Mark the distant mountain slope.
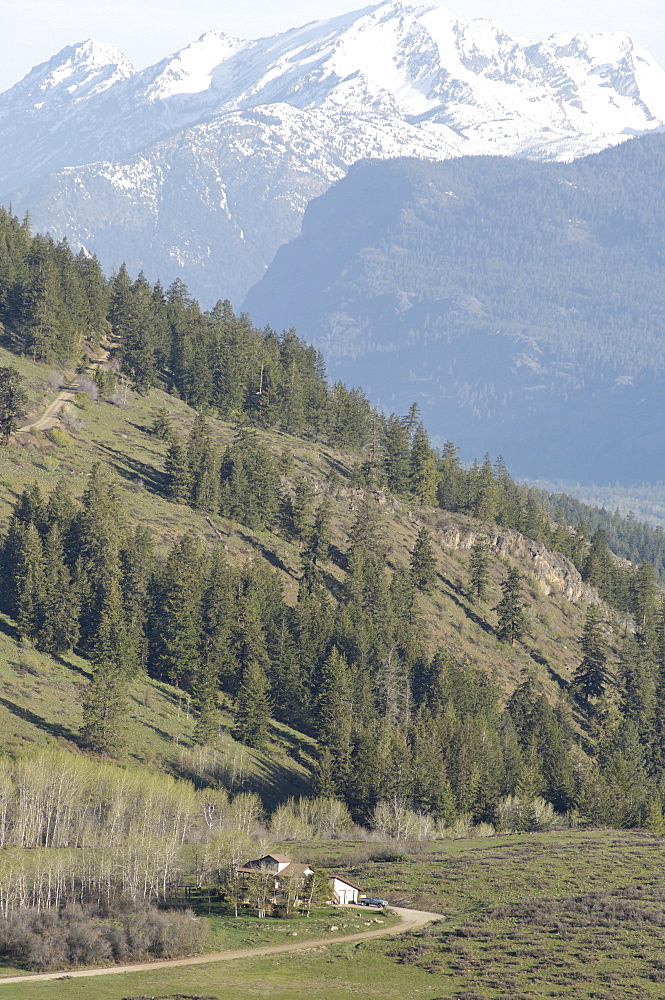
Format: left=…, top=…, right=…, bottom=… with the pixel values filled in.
left=3, top=1, right=665, bottom=303
left=244, top=132, right=665, bottom=482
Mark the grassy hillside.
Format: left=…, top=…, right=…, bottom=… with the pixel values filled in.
left=0, top=610, right=317, bottom=807
left=0, top=345, right=616, bottom=775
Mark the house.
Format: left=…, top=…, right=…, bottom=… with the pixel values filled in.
left=329, top=874, right=362, bottom=905
left=237, top=854, right=296, bottom=875
left=236, top=854, right=313, bottom=909
left=236, top=854, right=363, bottom=910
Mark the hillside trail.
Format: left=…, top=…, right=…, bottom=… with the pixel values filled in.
left=0, top=905, right=441, bottom=986
left=16, top=343, right=112, bottom=436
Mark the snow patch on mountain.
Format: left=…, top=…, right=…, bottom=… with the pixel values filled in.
left=3, top=0, right=665, bottom=303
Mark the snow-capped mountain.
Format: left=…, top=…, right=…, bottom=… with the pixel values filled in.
left=3, top=0, right=665, bottom=303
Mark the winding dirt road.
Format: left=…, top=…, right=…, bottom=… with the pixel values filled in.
left=0, top=905, right=440, bottom=986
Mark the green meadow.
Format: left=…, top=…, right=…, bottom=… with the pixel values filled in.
left=3, top=829, right=664, bottom=1000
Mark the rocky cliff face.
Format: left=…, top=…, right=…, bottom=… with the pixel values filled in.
left=431, top=514, right=598, bottom=604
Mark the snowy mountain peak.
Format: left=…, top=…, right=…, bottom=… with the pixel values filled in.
left=3, top=2, right=665, bottom=306
left=0, top=39, right=134, bottom=110
left=141, top=31, right=246, bottom=102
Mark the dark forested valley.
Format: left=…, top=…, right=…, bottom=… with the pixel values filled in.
left=244, top=132, right=665, bottom=482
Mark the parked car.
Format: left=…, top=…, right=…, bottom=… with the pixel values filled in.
left=358, top=896, right=389, bottom=907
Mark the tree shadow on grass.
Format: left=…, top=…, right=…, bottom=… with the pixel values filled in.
left=96, top=442, right=166, bottom=495
left=236, top=530, right=299, bottom=579
left=527, top=647, right=568, bottom=689
left=0, top=614, right=21, bottom=642
left=52, top=651, right=91, bottom=679
left=442, top=584, right=495, bottom=637
left=0, top=695, right=80, bottom=744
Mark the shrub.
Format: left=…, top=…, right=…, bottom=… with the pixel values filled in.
left=47, top=427, right=69, bottom=448
left=76, top=376, right=99, bottom=401
left=0, top=902, right=209, bottom=972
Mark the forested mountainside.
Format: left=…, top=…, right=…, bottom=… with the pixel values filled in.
left=245, top=133, right=665, bottom=483
left=3, top=1, right=665, bottom=304
left=0, top=205, right=665, bottom=838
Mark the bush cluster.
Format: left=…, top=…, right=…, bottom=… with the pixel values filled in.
left=0, top=901, right=209, bottom=971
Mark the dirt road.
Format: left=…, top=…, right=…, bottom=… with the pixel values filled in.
left=16, top=350, right=110, bottom=436
left=0, top=905, right=440, bottom=986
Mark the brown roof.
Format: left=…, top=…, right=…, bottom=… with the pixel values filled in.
left=330, top=874, right=362, bottom=890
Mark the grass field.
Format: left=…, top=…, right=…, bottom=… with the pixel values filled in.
left=3, top=830, right=664, bottom=1000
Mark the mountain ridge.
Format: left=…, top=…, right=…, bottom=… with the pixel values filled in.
left=244, top=133, right=665, bottom=482
left=3, top=0, right=665, bottom=304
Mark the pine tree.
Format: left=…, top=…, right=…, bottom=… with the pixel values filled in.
left=233, top=660, right=272, bottom=748
left=80, top=663, right=128, bottom=755
left=288, top=476, right=315, bottom=547
left=348, top=494, right=385, bottom=557
left=382, top=413, right=411, bottom=494
left=0, top=366, right=27, bottom=443
left=192, top=655, right=220, bottom=745
left=630, top=560, right=658, bottom=640
left=437, top=441, right=464, bottom=512
left=164, top=437, right=193, bottom=503
left=92, top=578, right=134, bottom=677
left=410, top=527, right=437, bottom=594
left=15, top=522, right=46, bottom=642
left=469, top=454, right=498, bottom=522
left=410, top=424, right=438, bottom=504
left=34, top=524, right=80, bottom=654
left=468, top=536, right=490, bottom=604
left=314, top=647, right=353, bottom=788
left=149, top=533, right=204, bottom=687
left=618, top=632, right=655, bottom=743
left=573, top=604, right=607, bottom=705
left=73, top=464, right=125, bottom=652
left=495, top=567, right=527, bottom=645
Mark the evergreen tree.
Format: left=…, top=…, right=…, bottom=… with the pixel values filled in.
left=382, top=413, right=411, bottom=494
left=72, top=464, right=124, bottom=651
left=630, top=560, right=658, bottom=640
left=469, top=454, right=498, bottom=522
left=0, top=367, right=27, bottom=443
left=573, top=604, right=607, bottom=705
left=410, top=423, right=438, bottom=504
left=618, top=632, right=655, bottom=743
left=468, top=536, right=490, bottom=604
left=347, top=494, right=385, bottom=558
left=15, top=522, right=46, bottom=642
left=149, top=533, right=204, bottom=687
left=495, top=567, right=527, bottom=645
left=164, top=437, right=193, bottom=503
left=287, top=476, right=315, bottom=548
left=314, top=647, right=353, bottom=784
left=233, top=659, right=272, bottom=748
left=192, top=655, right=220, bottom=745
left=34, top=524, right=80, bottom=654
left=80, top=663, right=127, bottom=755
left=410, top=527, right=437, bottom=594
left=437, top=441, right=464, bottom=512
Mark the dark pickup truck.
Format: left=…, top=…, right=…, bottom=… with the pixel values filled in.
left=358, top=896, right=389, bottom=907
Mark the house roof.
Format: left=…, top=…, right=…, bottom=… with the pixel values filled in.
left=240, top=854, right=292, bottom=869
left=330, top=874, right=362, bottom=890
left=278, top=863, right=312, bottom=876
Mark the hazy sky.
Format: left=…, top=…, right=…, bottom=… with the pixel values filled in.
left=1, top=0, right=662, bottom=93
